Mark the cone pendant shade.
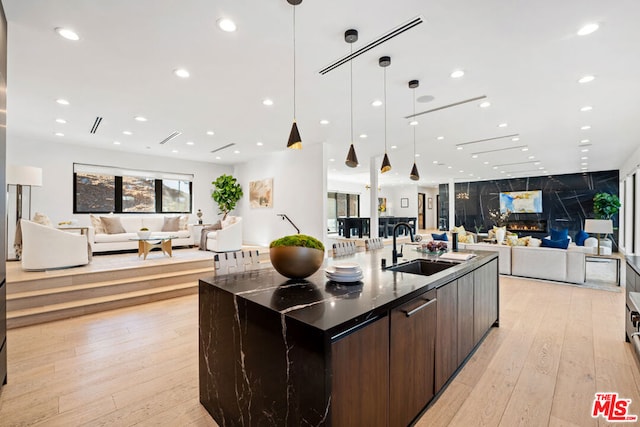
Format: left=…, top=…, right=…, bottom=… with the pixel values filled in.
left=287, top=121, right=302, bottom=150
left=410, top=162, right=420, bottom=181
left=381, top=152, right=392, bottom=173
left=345, top=143, right=359, bottom=167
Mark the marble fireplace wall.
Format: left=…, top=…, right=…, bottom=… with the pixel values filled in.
left=438, top=170, right=620, bottom=247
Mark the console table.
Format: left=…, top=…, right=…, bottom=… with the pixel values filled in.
left=337, top=217, right=370, bottom=238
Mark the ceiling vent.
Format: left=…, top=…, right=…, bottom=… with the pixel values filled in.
left=456, top=133, right=520, bottom=149
left=319, top=16, right=424, bottom=75
left=90, top=117, right=103, bottom=134
left=210, top=143, right=236, bottom=154
left=159, top=131, right=182, bottom=145
left=405, top=96, right=487, bottom=119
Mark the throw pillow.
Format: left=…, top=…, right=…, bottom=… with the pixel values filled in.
left=541, top=237, right=570, bottom=249
left=550, top=228, right=569, bottom=241
left=528, top=237, right=542, bottom=247
left=574, top=229, right=589, bottom=246
left=431, top=232, right=448, bottom=241
left=179, top=215, right=189, bottom=230
left=32, top=212, right=52, bottom=227
left=100, top=216, right=126, bottom=234
left=452, top=225, right=467, bottom=237
left=516, top=236, right=530, bottom=246
left=90, top=214, right=106, bottom=234
left=459, top=234, right=474, bottom=243
left=162, top=216, right=180, bottom=232
left=505, top=235, right=519, bottom=246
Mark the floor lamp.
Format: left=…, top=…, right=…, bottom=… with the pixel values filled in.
left=6, top=165, right=43, bottom=260
left=584, top=219, right=613, bottom=256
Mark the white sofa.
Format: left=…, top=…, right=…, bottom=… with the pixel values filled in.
left=205, top=217, right=243, bottom=252
left=21, top=219, right=90, bottom=270
left=88, top=214, right=193, bottom=253
left=458, top=242, right=512, bottom=275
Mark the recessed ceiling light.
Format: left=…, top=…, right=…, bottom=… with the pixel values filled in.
left=55, top=27, right=80, bottom=41
left=113, top=141, right=121, bottom=145
left=528, top=155, right=535, bottom=159
left=578, top=75, right=595, bottom=84
left=581, top=125, right=591, bottom=130
left=172, top=149, right=179, bottom=153
left=507, top=174, right=512, bottom=177
left=215, top=156, right=221, bottom=160
left=409, top=120, right=419, bottom=126
left=581, top=148, right=589, bottom=152
left=581, top=139, right=590, bottom=143
left=256, top=141, right=263, bottom=146
left=483, top=161, right=489, bottom=165
left=457, top=146, right=463, bottom=150
left=217, top=18, right=237, bottom=32
left=581, top=156, right=588, bottom=160
left=459, top=170, right=464, bottom=173
left=371, top=100, right=383, bottom=107
left=206, top=130, right=215, bottom=136
left=415, top=153, right=420, bottom=157
left=492, top=166, right=498, bottom=170
left=580, top=106, right=593, bottom=112
left=186, top=141, right=195, bottom=146
left=543, top=170, right=549, bottom=174
left=511, top=137, right=520, bottom=142
left=56, top=98, right=69, bottom=105
left=433, top=160, right=438, bottom=164
left=469, top=173, right=474, bottom=177
left=479, top=101, right=491, bottom=108
left=54, top=132, right=64, bottom=137
left=450, top=70, right=465, bottom=79
left=55, top=118, right=67, bottom=124
left=498, top=123, right=508, bottom=128
left=534, top=162, right=541, bottom=165
left=471, top=154, right=478, bottom=159
left=391, top=145, right=397, bottom=149
left=577, top=23, right=599, bottom=36
left=437, top=136, right=445, bottom=140
left=234, top=150, right=240, bottom=154
left=581, top=167, right=588, bottom=170
left=447, top=166, right=452, bottom=169
left=359, top=134, right=367, bottom=139
left=123, top=130, right=132, bottom=135
left=500, top=171, right=506, bottom=174
left=174, top=68, right=190, bottom=78
left=521, top=147, right=529, bottom=151
left=319, top=119, right=330, bottom=125
left=329, top=158, right=335, bottom=162
left=134, top=116, right=147, bottom=122
left=581, top=162, right=588, bottom=166
left=262, top=99, right=274, bottom=106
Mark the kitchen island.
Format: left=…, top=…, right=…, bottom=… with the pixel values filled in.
left=199, top=248, right=499, bottom=426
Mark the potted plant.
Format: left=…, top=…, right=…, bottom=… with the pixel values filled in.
left=211, top=174, right=243, bottom=220
left=137, top=227, right=151, bottom=239
left=269, top=234, right=325, bottom=279
left=593, top=192, right=621, bottom=220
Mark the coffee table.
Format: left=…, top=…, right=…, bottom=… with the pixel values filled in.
left=129, top=236, right=177, bottom=260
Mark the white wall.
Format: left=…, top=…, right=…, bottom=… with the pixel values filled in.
left=234, top=143, right=326, bottom=247
left=327, top=178, right=370, bottom=216
left=419, top=186, right=439, bottom=229
left=379, top=184, right=418, bottom=219
left=7, top=137, right=233, bottom=226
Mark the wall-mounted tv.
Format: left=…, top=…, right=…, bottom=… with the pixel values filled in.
left=499, top=190, right=542, bottom=213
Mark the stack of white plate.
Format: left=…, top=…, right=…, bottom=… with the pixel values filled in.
left=325, top=263, right=363, bottom=283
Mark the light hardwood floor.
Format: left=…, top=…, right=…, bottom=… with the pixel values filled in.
left=0, top=275, right=637, bottom=426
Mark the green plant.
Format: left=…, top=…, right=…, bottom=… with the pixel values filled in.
left=593, top=192, right=620, bottom=220
left=139, top=227, right=149, bottom=231
left=269, top=234, right=325, bottom=251
left=211, top=174, right=243, bottom=220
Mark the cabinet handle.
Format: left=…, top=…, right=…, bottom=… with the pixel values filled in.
left=403, top=298, right=437, bottom=317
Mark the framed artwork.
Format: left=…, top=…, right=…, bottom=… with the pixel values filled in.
left=428, top=197, right=433, bottom=210
left=401, top=197, right=409, bottom=208
left=249, top=178, right=273, bottom=208
left=378, top=197, right=387, bottom=213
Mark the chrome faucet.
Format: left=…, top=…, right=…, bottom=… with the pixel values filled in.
left=392, top=222, right=415, bottom=265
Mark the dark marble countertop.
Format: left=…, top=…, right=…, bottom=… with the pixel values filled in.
left=200, top=247, right=497, bottom=337
left=626, top=256, right=640, bottom=276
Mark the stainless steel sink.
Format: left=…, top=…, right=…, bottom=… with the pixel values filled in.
left=387, top=259, right=458, bottom=276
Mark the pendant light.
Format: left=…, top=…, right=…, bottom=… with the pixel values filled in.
left=345, top=29, right=359, bottom=168
left=286, top=0, right=302, bottom=149
left=409, top=79, right=420, bottom=181
left=379, top=56, right=392, bottom=173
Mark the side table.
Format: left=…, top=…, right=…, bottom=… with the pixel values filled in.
left=585, top=254, right=621, bottom=286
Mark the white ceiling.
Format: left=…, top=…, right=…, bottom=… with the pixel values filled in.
left=3, top=0, right=639, bottom=187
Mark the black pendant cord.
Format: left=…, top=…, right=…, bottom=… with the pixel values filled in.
left=293, top=6, right=296, bottom=120
left=413, top=86, right=416, bottom=156
left=384, top=66, right=387, bottom=153
left=350, top=44, right=354, bottom=144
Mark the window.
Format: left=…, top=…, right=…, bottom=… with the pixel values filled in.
left=327, top=192, right=360, bottom=233
left=74, top=163, right=193, bottom=214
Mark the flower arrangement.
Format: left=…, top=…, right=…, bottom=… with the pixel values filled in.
left=488, top=208, right=511, bottom=227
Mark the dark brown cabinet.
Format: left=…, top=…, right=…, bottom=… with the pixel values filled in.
left=332, top=316, right=389, bottom=427
left=473, top=261, right=499, bottom=345
left=457, top=274, right=475, bottom=365
left=435, top=281, right=457, bottom=393
left=390, top=289, right=437, bottom=427
left=626, top=261, right=638, bottom=342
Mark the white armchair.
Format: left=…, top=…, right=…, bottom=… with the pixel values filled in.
left=206, top=217, right=243, bottom=252
left=20, top=220, right=90, bottom=271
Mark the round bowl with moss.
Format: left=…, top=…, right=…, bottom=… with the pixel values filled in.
left=269, top=234, right=325, bottom=279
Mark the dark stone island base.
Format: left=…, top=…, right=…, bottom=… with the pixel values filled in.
left=199, top=249, right=499, bottom=426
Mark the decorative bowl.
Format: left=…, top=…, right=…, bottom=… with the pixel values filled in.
left=269, top=246, right=324, bottom=279
left=137, top=231, right=151, bottom=239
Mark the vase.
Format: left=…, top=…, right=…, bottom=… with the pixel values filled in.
left=495, top=228, right=506, bottom=244
left=269, top=246, right=324, bottom=279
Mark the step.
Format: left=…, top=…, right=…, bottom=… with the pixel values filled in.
left=7, top=282, right=198, bottom=329
left=6, top=267, right=214, bottom=311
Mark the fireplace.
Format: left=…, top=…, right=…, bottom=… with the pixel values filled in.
left=507, top=219, right=547, bottom=233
